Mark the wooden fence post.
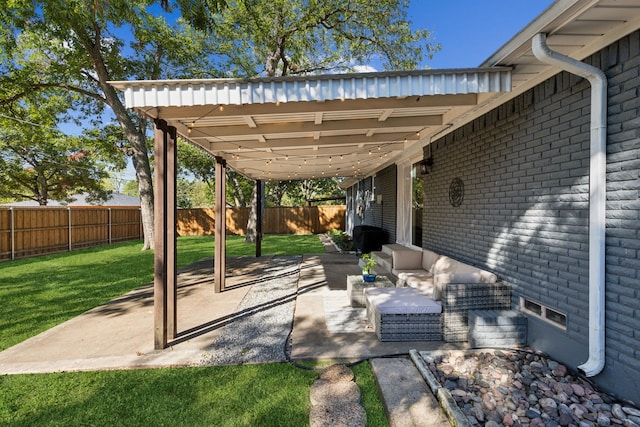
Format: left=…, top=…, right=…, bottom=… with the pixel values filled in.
left=68, top=208, right=72, bottom=252
left=10, top=207, right=15, bottom=261
left=108, top=208, right=112, bottom=245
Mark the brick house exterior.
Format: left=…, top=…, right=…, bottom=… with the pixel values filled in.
left=345, top=30, right=640, bottom=402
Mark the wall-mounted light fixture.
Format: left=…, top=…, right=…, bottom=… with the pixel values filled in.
left=420, top=143, right=434, bottom=175
left=419, top=157, right=433, bottom=175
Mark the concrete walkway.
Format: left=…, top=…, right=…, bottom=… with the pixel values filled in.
left=0, top=249, right=462, bottom=426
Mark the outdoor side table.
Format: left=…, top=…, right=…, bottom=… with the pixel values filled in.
left=347, top=275, right=395, bottom=307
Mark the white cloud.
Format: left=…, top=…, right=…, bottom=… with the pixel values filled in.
left=352, top=64, right=378, bottom=73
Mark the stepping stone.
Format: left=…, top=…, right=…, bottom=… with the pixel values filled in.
left=370, top=357, right=450, bottom=427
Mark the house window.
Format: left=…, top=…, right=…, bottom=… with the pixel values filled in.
left=411, top=162, right=423, bottom=247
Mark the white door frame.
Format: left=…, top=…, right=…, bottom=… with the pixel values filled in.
left=396, top=157, right=423, bottom=249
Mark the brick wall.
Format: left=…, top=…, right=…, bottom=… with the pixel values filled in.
left=424, top=31, right=640, bottom=402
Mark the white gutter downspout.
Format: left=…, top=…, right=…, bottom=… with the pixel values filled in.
left=532, top=33, right=606, bottom=377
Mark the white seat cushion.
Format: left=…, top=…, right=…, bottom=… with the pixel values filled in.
left=392, top=249, right=423, bottom=270
left=394, top=271, right=435, bottom=298
left=432, top=256, right=457, bottom=275
left=421, top=250, right=440, bottom=271
left=364, top=287, right=442, bottom=314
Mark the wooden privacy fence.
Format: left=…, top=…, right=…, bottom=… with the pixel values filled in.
left=176, top=205, right=346, bottom=236
left=0, top=207, right=143, bottom=261
left=0, top=205, right=345, bottom=261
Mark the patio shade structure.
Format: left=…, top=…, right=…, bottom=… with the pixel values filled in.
left=109, top=68, right=512, bottom=349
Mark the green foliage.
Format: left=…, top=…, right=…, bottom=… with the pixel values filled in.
left=0, top=96, right=122, bottom=205
left=178, top=140, right=216, bottom=185
left=326, top=229, right=355, bottom=252
left=198, top=0, right=439, bottom=77
left=0, top=0, right=228, bottom=247
left=121, top=179, right=139, bottom=197
left=360, top=253, right=377, bottom=273
left=284, top=178, right=345, bottom=206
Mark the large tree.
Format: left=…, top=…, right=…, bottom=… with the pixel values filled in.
left=0, top=0, right=220, bottom=249
left=189, top=0, right=439, bottom=77
left=178, top=139, right=255, bottom=208
left=1, top=0, right=438, bottom=245
left=193, top=0, right=439, bottom=241
left=0, top=95, right=124, bottom=205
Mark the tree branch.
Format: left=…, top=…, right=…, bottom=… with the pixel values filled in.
left=0, top=82, right=106, bottom=106
left=80, top=70, right=100, bottom=85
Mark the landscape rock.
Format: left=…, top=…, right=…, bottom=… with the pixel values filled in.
left=424, top=348, right=640, bottom=427
left=624, top=407, right=640, bottom=417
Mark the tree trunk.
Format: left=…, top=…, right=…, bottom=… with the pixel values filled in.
left=75, top=24, right=155, bottom=250
left=128, top=142, right=155, bottom=250
left=228, top=173, right=247, bottom=207
left=105, top=93, right=155, bottom=250
left=37, top=172, right=48, bottom=206
left=244, top=182, right=257, bottom=243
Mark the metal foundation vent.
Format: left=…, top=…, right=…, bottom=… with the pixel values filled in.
left=520, top=297, right=567, bottom=329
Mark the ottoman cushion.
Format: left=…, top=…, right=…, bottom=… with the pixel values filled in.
left=363, top=287, right=442, bottom=314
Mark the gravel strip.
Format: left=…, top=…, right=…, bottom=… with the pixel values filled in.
left=200, top=255, right=301, bottom=366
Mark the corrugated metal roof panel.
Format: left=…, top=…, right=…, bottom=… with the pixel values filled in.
left=113, top=69, right=512, bottom=109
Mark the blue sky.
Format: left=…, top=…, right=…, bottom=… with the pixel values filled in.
left=408, top=1, right=555, bottom=69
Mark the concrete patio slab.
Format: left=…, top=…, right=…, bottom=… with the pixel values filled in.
left=0, top=257, right=254, bottom=373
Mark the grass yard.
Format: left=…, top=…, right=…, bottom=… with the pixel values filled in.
left=0, top=361, right=386, bottom=427
left=0, top=364, right=317, bottom=426
left=0, top=234, right=389, bottom=426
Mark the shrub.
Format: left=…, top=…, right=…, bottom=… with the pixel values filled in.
left=326, top=229, right=355, bottom=252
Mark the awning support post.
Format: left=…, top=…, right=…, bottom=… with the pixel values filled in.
left=256, top=179, right=263, bottom=257
left=153, top=119, right=178, bottom=349
left=214, top=156, right=227, bottom=293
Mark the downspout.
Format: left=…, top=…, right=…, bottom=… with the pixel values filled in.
left=532, top=33, right=606, bottom=377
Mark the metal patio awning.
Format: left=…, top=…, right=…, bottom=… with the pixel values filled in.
left=109, top=68, right=511, bottom=183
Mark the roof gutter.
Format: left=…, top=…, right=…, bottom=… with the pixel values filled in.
left=531, top=33, right=607, bottom=377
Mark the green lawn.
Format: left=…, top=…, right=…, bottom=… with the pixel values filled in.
left=0, top=364, right=317, bottom=426
left=0, top=234, right=389, bottom=427
left=0, top=361, right=386, bottom=427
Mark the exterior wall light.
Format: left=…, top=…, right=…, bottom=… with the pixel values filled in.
left=419, top=157, right=433, bottom=175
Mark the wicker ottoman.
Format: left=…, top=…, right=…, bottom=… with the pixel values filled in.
left=364, top=287, right=442, bottom=341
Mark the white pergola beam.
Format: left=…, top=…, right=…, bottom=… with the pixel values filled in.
left=203, top=132, right=419, bottom=152
left=188, top=115, right=442, bottom=138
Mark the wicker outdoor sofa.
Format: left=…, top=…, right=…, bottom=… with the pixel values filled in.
left=364, top=245, right=512, bottom=342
